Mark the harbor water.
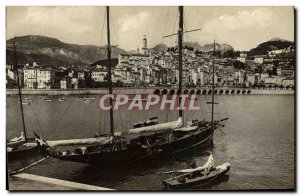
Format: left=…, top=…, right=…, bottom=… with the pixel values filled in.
left=6, top=94, right=294, bottom=190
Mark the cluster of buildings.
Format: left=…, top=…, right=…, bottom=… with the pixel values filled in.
left=6, top=36, right=295, bottom=90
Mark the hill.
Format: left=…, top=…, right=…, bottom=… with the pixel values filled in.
left=6, top=35, right=128, bottom=67
left=248, top=37, right=294, bottom=56
left=151, top=44, right=168, bottom=53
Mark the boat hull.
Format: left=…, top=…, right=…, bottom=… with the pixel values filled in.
left=7, top=145, right=39, bottom=161
left=56, top=126, right=215, bottom=166
left=7, top=138, right=39, bottom=161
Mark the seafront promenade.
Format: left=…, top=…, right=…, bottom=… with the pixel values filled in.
left=6, top=87, right=294, bottom=96
left=8, top=173, right=114, bottom=191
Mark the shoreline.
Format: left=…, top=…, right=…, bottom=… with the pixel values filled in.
left=6, top=88, right=294, bottom=95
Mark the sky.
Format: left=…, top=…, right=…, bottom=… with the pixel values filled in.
left=6, top=6, right=294, bottom=51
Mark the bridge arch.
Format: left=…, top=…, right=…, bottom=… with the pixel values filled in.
left=208, top=90, right=212, bottom=94
left=162, top=89, right=168, bottom=95
left=242, top=90, right=246, bottom=94
left=169, top=89, right=175, bottom=95
left=236, top=90, right=241, bottom=94
left=247, top=90, right=251, bottom=94
left=196, top=89, right=201, bottom=95
left=183, top=89, right=189, bottom=94
left=189, top=89, right=195, bottom=94
left=154, top=89, right=160, bottom=95
left=230, top=90, right=235, bottom=94
left=219, top=90, right=224, bottom=94
left=225, top=90, right=230, bottom=94
left=202, top=89, right=207, bottom=95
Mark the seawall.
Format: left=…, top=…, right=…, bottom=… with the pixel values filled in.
left=6, top=88, right=294, bottom=96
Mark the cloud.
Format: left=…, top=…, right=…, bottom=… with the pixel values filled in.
left=7, top=7, right=104, bottom=45
left=118, top=11, right=151, bottom=32
left=206, top=8, right=273, bottom=31
left=115, top=11, right=152, bottom=50
left=196, top=8, right=292, bottom=50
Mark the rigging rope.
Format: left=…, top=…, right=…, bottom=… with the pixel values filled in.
left=163, top=7, right=170, bottom=34
left=100, top=8, right=106, bottom=47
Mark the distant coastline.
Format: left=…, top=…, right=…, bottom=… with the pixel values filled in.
left=6, top=88, right=294, bottom=96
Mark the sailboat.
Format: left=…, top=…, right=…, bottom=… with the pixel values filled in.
left=7, top=40, right=38, bottom=159
left=33, top=6, right=228, bottom=166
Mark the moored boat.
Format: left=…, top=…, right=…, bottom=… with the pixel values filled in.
left=19, top=101, right=30, bottom=105
left=43, top=98, right=52, bottom=102
left=162, top=162, right=230, bottom=189
left=83, top=99, right=93, bottom=104
left=24, top=97, right=33, bottom=102
left=58, top=98, right=65, bottom=102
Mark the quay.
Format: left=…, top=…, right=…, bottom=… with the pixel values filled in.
left=8, top=173, right=114, bottom=191
left=6, top=88, right=294, bottom=96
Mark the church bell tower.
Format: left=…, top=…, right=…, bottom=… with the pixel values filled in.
left=142, top=35, right=149, bottom=55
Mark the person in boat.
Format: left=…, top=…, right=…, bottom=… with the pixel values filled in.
left=190, top=152, right=214, bottom=178
left=204, top=152, right=214, bottom=174
left=189, top=161, right=201, bottom=178
left=189, top=161, right=197, bottom=169
left=81, top=147, right=87, bottom=155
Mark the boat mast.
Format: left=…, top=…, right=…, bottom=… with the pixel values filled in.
left=13, top=39, right=27, bottom=141
left=178, top=6, right=183, bottom=118
left=211, top=39, right=215, bottom=125
left=106, top=6, right=114, bottom=136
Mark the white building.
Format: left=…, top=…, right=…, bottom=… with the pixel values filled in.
left=78, top=71, right=85, bottom=79
left=7, top=65, right=15, bottom=80
left=254, top=57, right=264, bottom=64
left=260, top=73, right=269, bottom=81
left=71, top=78, right=78, bottom=89
left=282, top=78, right=294, bottom=87
left=36, top=68, right=55, bottom=89
left=263, top=76, right=284, bottom=85
left=91, top=68, right=107, bottom=82
left=235, top=70, right=245, bottom=84
left=237, top=57, right=246, bottom=63
left=61, top=80, right=67, bottom=89
left=23, top=68, right=37, bottom=89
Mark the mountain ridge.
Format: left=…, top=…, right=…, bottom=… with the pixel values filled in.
left=6, top=35, right=128, bottom=67
left=7, top=35, right=294, bottom=67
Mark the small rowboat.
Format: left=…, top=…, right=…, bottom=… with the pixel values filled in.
left=162, top=162, right=230, bottom=189
left=19, top=101, right=30, bottom=105
left=43, top=98, right=52, bottom=102
left=24, top=98, right=33, bottom=102
left=83, top=99, right=93, bottom=104
left=58, top=98, right=65, bottom=102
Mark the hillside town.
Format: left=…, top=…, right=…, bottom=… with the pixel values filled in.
left=6, top=35, right=295, bottom=90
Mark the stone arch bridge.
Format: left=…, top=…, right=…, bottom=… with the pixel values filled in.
left=152, top=88, right=251, bottom=95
